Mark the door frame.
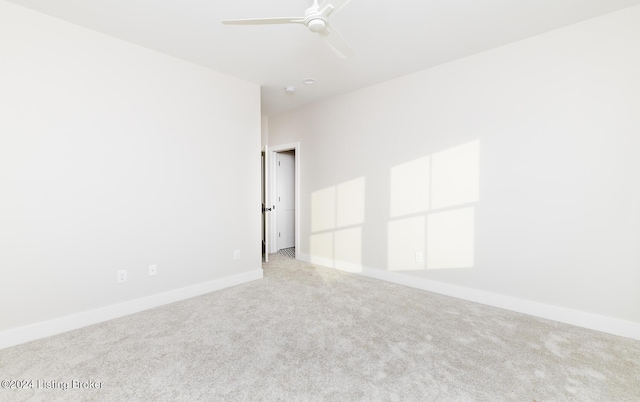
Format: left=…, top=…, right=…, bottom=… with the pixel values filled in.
left=261, top=145, right=269, bottom=262
left=268, top=142, right=300, bottom=257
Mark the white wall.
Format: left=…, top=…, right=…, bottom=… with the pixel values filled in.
left=261, top=115, right=269, bottom=148
left=269, top=5, right=640, bottom=334
left=0, top=1, right=261, bottom=340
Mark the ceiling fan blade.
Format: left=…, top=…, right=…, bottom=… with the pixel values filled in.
left=319, top=25, right=354, bottom=58
left=319, top=0, right=352, bottom=14
left=222, top=17, right=304, bottom=25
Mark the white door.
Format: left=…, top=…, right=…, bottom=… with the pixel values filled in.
left=276, top=151, right=295, bottom=250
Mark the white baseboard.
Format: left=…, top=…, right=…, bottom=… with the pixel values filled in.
left=0, top=269, right=263, bottom=350
left=297, top=253, right=640, bottom=340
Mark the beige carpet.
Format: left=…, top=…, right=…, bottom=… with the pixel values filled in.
left=1, top=254, right=639, bottom=401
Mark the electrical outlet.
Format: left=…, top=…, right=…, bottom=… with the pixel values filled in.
left=415, top=252, right=424, bottom=263
left=117, top=269, right=128, bottom=283
left=148, top=264, right=157, bottom=276
left=233, top=250, right=240, bottom=260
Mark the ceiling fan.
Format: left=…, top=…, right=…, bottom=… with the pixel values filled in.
left=222, top=0, right=354, bottom=58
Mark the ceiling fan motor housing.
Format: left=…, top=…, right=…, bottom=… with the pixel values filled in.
left=307, top=18, right=327, bottom=32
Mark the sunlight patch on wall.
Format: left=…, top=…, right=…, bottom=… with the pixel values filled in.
left=310, top=232, right=334, bottom=267
left=387, top=140, right=480, bottom=271
left=310, top=177, right=366, bottom=272
left=337, top=178, right=366, bottom=227
left=390, top=156, right=430, bottom=217
left=311, top=187, right=336, bottom=232
left=388, top=216, right=425, bottom=271
left=334, top=227, right=362, bottom=272
left=426, top=207, right=475, bottom=270
left=431, top=141, right=480, bottom=210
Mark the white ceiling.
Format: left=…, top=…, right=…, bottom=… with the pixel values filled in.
left=7, top=0, right=640, bottom=116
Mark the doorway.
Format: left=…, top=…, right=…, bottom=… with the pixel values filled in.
left=261, top=148, right=268, bottom=262
left=264, top=142, right=300, bottom=260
